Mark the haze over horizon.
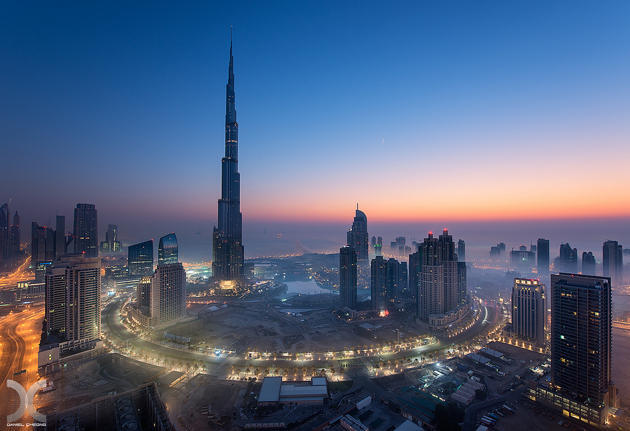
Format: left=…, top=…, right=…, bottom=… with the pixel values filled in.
left=3, top=1, right=630, bottom=258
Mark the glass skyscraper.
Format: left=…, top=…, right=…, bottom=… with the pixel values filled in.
left=550, top=273, right=611, bottom=405
left=158, top=233, right=178, bottom=265
left=347, top=206, right=368, bottom=262
left=73, top=203, right=98, bottom=257
left=128, top=240, right=154, bottom=276
left=339, top=246, right=357, bottom=309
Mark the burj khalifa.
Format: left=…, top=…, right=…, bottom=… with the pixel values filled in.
left=212, top=37, right=244, bottom=281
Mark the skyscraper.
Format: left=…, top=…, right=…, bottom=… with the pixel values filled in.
left=44, top=255, right=101, bottom=344
left=438, top=229, right=459, bottom=312
left=31, top=222, right=56, bottom=265
left=390, top=237, right=406, bottom=257
left=339, top=246, right=357, bottom=309
left=370, top=255, right=387, bottom=311
left=582, top=251, right=596, bottom=275
left=9, top=211, right=20, bottom=259
left=374, top=236, right=383, bottom=257
left=55, top=215, right=66, bottom=258
left=150, top=263, right=186, bottom=324
left=385, top=258, right=406, bottom=308
left=398, top=260, right=408, bottom=300
left=510, top=245, right=536, bottom=273
left=602, top=240, right=623, bottom=286
left=548, top=273, right=611, bottom=418
left=457, top=239, right=465, bottom=262
left=136, top=276, right=152, bottom=315
left=457, top=261, right=467, bottom=306
left=417, top=230, right=463, bottom=322
left=128, top=240, right=154, bottom=277
left=418, top=232, right=442, bottom=321
left=537, top=238, right=549, bottom=275
left=0, top=203, right=9, bottom=266
left=511, top=278, right=545, bottom=346
left=408, top=246, right=422, bottom=304
left=100, top=224, right=121, bottom=253
left=555, top=243, right=578, bottom=273
left=347, top=206, right=369, bottom=262
left=212, top=37, right=244, bottom=281
left=73, top=203, right=98, bottom=257
left=158, top=233, right=178, bottom=266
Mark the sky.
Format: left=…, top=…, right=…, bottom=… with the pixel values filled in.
left=2, top=1, right=630, bottom=259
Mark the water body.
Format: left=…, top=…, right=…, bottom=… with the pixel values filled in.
left=284, top=280, right=332, bottom=295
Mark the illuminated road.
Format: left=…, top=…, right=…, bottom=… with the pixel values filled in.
left=0, top=256, right=33, bottom=289
left=0, top=306, right=44, bottom=423
left=103, top=298, right=502, bottom=381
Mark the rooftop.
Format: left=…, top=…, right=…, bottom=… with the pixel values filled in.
left=258, top=376, right=329, bottom=404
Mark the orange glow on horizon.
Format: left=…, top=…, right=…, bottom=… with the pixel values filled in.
left=239, top=205, right=630, bottom=224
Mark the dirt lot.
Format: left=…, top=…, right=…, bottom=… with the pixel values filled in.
left=166, top=299, right=428, bottom=354
left=38, top=353, right=168, bottom=415
left=162, top=373, right=253, bottom=430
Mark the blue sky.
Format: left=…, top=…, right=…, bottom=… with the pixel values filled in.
left=2, top=1, right=630, bottom=255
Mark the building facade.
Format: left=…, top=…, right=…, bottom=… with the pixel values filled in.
left=511, top=278, right=545, bottom=346
left=339, top=246, right=357, bottom=309
left=550, top=273, right=611, bottom=406
left=602, top=240, right=623, bottom=286
left=531, top=273, right=614, bottom=425
left=417, top=230, right=465, bottom=324
left=128, top=240, right=154, bottom=277
left=537, top=238, right=550, bottom=275
left=347, top=206, right=369, bottom=262
left=212, top=39, right=244, bottom=281
left=408, top=246, right=422, bottom=305
left=44, top=255, right=101, bottom=344
left=457, top=261, right=467, bottom=306
left=9, top=211, right=20, bottom=261
left=31, top=222, right=56, bottom=265
left=370, top=256, right=387, bottom=311
left=510, top=245, right=536, bottom=273
left=457, top=239, right=465, bottom=262
left=100, top=224, right=121, bottom=253
left=150, top=263, right=186, bottom=324
left=581, top=251, right=596, bottom=275
left=0, top=203, right=9, bottom=267
left=55, top=215, right=66, bottom=257
left=158, top=233, right=178, bottom=265
left=136, top=276, right=152, bottom=315
left=73, top=203, right=98, bottom=257
left=385, top=258, right=407, bottom=309
left=556, top=243, right=578, bottom=273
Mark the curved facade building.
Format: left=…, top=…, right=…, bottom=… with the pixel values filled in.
left=346, top=206, right=368, bottom=262
left=158, top=233, right=178, bottom=265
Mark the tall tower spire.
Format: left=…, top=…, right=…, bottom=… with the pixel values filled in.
left=228, top=26, right=234, bottom=88
left=213, top=33, right=244, bottom=282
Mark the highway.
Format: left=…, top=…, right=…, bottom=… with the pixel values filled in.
left=0, top=305, right=44, bottom=423
left=0, top=256, right=33, bottom=289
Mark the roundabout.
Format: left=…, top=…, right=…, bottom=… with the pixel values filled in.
left=101, top=294, right=503, bottom=382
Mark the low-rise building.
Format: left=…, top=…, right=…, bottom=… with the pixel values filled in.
left=257, top=376, right=328, bottom=406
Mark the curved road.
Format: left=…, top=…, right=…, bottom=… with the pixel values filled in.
left=0, top=306, right=44, bottom=422
left=102, top=299, right=501, bottom=379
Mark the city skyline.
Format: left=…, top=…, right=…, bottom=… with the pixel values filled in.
left=1, top=3, right=630, bottom=428
left=3, top=2, right=630, bottom=230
